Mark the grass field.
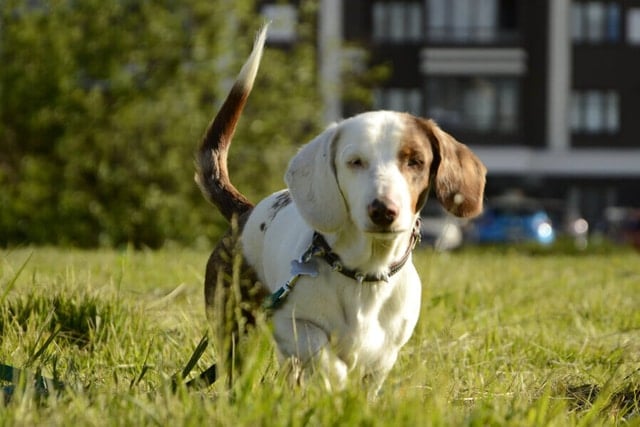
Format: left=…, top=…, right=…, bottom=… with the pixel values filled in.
left=1, top=245, right=639, bottom=426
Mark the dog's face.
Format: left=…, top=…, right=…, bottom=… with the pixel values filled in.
left=333, top=112, right=432, bottom=236
left=286, top=111, right=486, bottom=235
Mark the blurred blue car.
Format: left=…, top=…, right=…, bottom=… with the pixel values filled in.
left=469, top=199, right=555, bottom=245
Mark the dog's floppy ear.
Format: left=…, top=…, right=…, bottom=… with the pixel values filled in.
left=426, top=120, right=487, bottom=218
left=285, top=124, right=348, bottom=233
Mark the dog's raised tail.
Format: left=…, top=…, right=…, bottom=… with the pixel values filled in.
left=195, top=25, right=268, bottom=222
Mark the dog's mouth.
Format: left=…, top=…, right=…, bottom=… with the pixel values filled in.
left=364, top=227, right=406, bottom=238
left=363, top=217, right=419, bottom=240
left=360, top=214, right=416, bottom=238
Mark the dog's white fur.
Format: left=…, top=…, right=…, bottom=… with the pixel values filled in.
left=243, top=113, right=424, bottom=392
left=197, top=27, right=486, bottom=395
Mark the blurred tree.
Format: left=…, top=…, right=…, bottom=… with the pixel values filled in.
left=0, top=0, right=323, bottom=247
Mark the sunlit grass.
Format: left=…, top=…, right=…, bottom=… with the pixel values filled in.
left=1, top=246, right=639, bottom=425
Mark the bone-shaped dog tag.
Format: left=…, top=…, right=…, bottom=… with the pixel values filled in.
left=290, top=258, right=319, bottom=277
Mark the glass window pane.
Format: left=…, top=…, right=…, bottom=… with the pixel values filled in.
left=387, top=89, right=406, bottom=112
left=627, top=8, right=640, bottom=44
left=389, top=4, right=405, bottom=42
left=373, top=2, right=387, bottom=41
left=427, top=0, right=448, bottom=41
left=570, top=92, right=584, bottom=132
left=407, top=3, right=423, bottom=41
left=606, top=4, right=621, bottom=42
left=373, top=88, right=385, bottom=110
left=452, top=0, right=473, bottom=42
left=498, top=79, right=518, bottom=132
left=572, top=90, right=619, bottom=134
left=427, top=79, right=461, bottom=128
left=605, top=91, right=620, bottom=133
left=464, top=78, right=496, bottom=131
left=407, top=89, right=423, bottom=115
left=476, top=0, right=497, bottom=41
left=585, top=2, right=605, bottom=43
left=571, top=3, right=585, bottom=42
left=584, top=91, right=604, bottom=133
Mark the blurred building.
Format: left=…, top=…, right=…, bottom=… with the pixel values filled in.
left=261, top=0, right=640, bottom=225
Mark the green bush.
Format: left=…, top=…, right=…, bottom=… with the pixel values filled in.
left=0, top=0, right=323, bottom=247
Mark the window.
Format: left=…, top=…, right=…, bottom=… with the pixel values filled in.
left=628, top=8, right=640, bottom=44
left=373, top=87, right=423, bottom=115
left=570, top=90, right=619, bottom=134
left=571, top=2, right=621, bottom=44
left=372, top=1, right=423, bottom=43
left=425, top=0, right=519, bottom=44
left=425, top=77, right=519, bottom=133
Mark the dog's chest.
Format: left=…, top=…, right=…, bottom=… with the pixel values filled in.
left=340, top=307, right=392, bottom=368
left=327, top=280, right=412, bottom=368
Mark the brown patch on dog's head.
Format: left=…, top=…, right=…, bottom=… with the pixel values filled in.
left=398, top=116, right=435, bottom=213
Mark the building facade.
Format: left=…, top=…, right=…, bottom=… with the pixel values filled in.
left=264, top=0, right=640, bottom=226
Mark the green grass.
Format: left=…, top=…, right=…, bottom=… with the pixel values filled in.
left=1, top=246, right=639, bottom=426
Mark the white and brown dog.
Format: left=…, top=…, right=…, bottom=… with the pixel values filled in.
left=196, top=27, right=486, bottom=395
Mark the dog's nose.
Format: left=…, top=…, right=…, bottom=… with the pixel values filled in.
left=368, top=198, right=398, bottom=227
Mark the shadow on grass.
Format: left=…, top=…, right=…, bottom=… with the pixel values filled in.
left=0, top=292, right=118, bottom=349
left=563, top=377, right=640, bottom=421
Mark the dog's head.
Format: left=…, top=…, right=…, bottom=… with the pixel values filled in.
left=285, top=111, right=486, bottom=235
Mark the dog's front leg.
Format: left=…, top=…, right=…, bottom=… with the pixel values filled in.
left=274, top=317, right=348, bottom=391
left=362, top=368, right=392, bottom=401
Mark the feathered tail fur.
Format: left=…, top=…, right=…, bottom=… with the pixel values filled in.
left=195, top=25, right=268, bottom=221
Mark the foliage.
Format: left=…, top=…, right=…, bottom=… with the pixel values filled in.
left=1, top=247, right=639, bottom=425
left=0, top=0, right=323, bottom=247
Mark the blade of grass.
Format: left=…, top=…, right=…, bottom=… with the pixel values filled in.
left=130, top=339, right=154, bottom=389
left=170, top=334, right=211, bottom=391
left=1, top=252, right=33, bottom=305
left=180, top=335, right=209, bottom=380
left=28, top=325, right=62, bottom=366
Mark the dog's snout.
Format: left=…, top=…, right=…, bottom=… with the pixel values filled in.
left=368, top=198, right=398, bottom=227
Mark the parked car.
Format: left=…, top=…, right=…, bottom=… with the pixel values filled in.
left=419, top=203, right=464, bottom=251
left=468, top=198, right=556, bottom=245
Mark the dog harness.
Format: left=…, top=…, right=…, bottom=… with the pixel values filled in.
left=263, top=218, right=422, bottom=311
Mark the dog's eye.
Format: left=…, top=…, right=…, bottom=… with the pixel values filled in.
left=347, top=158, right=365, bottom=169
left=407, top=156, right=424, bottom=169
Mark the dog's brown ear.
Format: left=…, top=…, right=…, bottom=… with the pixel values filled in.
left=426, top=120, right=486, bottom=218
left=285, top=123, right=348, bottom=233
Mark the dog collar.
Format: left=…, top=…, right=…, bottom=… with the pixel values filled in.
left=263, top=219, right=422, bottom=312
left=312, top=218, right=422, bottom=284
